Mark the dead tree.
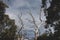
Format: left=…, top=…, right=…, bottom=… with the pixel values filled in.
left=18, top=13, right=24, bottom=40
left=27, top=10, right=40, bottom=40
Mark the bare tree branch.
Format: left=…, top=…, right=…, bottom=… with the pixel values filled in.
left=27, top=10, right=39, bottom=40
left=17, top=12, right=24, bottom=40
left=39, top=7, right=42, bottom=22
left=18, top=12, right=24, bottom=34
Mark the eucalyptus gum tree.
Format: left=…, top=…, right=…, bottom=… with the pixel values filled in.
left=0, top=1, right=17, bottom=40
left=37, top=0, right=60, bottom=40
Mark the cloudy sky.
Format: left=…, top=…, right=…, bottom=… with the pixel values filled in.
left=3, top=0, right=44, bottom=28
left=2, top=0, right=53, bottom=38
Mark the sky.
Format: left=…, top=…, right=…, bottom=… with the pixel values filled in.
left=3, top=0, right=46, bottom=27
left=2, top=0, right=53, bottom=38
